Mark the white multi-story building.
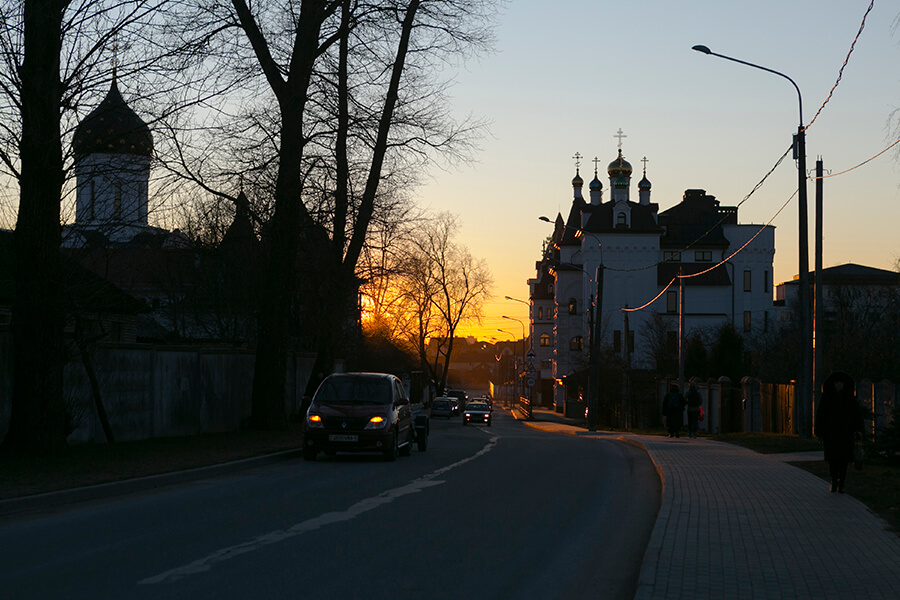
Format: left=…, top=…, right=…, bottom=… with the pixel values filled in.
left=529, top=142, right=775, bottom=409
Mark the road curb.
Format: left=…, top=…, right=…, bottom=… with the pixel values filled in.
left=0, top=448, right=304, bottom=518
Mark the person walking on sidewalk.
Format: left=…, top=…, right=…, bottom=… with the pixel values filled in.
left=663, top=385, right=685, bottom=438
left=815, top=371, right=864, bottom=493
left=685, top=383, right=702, bottom=438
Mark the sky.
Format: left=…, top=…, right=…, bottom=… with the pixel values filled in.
left=426, top=0, right=900, bottom=341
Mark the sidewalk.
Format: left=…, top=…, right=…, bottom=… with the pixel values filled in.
left=518, top=407, right=900, bottom=600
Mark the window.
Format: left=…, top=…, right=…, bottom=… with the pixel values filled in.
left=695, top=250, right=712, bottom=261
left=664, top=251, right=681, bottom=262
left=614, top=330, right=621, bottom=352
left=538, top=306, right=544, bottom=320
left=667, top=290, right=678, bottom=313
left=764, top=270, right=770, bottom=293
left=568, top=298, right=577, bottom=315
left=743, top=270, right=752, bottom=292
left=743, top=311, right=751, bottom=332
left=616, top=212, right=627, bottom=226
left=570, top=336, right=584, bottom=351
left=540, top=333, right=551, bottom=347
left=548, top=284, right=554, bottom=294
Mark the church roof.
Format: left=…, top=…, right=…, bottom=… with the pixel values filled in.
left=73, top=78, right=153, bottom=159
left=659, top=189, right=733, bottom=248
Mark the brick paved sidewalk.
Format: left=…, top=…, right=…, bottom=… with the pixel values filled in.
left=630, top=436, right=900, bottom=600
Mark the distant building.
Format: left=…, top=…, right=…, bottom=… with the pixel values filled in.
left=529, top=138, right=776, bottom=409
left=775, top=263, right=900, bottom=323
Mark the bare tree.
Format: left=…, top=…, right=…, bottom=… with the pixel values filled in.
left=380, top=212, right=492, bottom=393
left=0, top=0, right=177, bottom=454
left=153, top=0, right=497, bottom=428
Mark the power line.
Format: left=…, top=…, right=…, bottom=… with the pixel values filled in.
left=805, top=0, right=875, bottom=131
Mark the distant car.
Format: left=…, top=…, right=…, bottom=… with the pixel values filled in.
left=479, top=395, right=493, bottom=410
left=446, top=389, right=468, bottom=407
left=448, top=398, right=460, bottom=416
left=431, top=397, right=454, bottom=419
left=463, top=401, right=492, bottom=426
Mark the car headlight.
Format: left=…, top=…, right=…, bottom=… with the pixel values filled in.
left=307, top=414, right=324, bottom=429
left=365, top=415, right=388, bottom=430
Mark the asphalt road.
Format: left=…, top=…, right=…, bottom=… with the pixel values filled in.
left=0, top=410, right=660, bottom=599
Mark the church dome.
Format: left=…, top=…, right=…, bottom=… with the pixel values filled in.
left=638, top=174, right=651, bottom=190
left=572, top=170, right=584, bottom=187
left=589, top=174, right=603, bottom=190
left=607, top=149, right=632, bottom=178
left=73, top=78, right=153, bottom=159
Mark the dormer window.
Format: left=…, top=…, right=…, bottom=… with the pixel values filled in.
left=616, top=212, right=627, bottom=227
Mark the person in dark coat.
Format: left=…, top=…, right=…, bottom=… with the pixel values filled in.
left=815, top=371, right=864, bottom=493
left=663, top=385, right=685, bottom=438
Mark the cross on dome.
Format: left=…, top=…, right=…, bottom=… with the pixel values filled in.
left=573, top=152, right=582, bottom=171
left=614, top=128, right=627, bottom=149
left=641, top=156, right=649, bottom=174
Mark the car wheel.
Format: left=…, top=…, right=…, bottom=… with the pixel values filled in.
left=463, top=419, right=468, bottom=426
left=487, top=419, right=492, bottom=427
left=383, top=432, right=398, bottom=462
left=302, top=447, right=318, bottom=461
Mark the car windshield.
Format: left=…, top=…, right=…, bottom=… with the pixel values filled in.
left=433, top=401, right=449, bottom=409
left=467, top=403, right=486, bottom=411
left=315, top=376, right=392, bottom=405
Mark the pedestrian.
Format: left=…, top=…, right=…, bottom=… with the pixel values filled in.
left=685, top=383, right=702, bottom=439
left=815, top=371, right=864, bottom=493
left=663, top=385, right=685, bottom=438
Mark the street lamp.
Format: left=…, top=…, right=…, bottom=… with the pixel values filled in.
left=692, top=44, right=812, bottom=437
left=497, top=328, right=518, bottom=407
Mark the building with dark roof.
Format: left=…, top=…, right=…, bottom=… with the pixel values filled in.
left=528, top=137, right=775, bottom=409
left=62, top=77, right=257, bottom=343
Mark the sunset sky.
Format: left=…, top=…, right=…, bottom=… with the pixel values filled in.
left=430, top=0, right=900, bottom=341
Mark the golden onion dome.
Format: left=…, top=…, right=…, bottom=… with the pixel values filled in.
left=607, top=149, right=632, bottom=178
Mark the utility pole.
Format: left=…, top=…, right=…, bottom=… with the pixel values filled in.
left=796, top=126, right=812, bottom=438
left=814, top=158, right=824, bottom=423
left=678, top=271, right=685, bottom=392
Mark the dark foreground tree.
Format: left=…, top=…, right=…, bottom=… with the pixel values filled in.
left=1, top=0, right=172, bottom=454
left=3, top=0, right=69, bottom=455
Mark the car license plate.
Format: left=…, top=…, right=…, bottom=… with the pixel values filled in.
left=328, top=434, right=358, bottom=442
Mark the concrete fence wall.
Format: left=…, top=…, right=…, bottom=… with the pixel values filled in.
left=0, top=331, right=316, bottom=444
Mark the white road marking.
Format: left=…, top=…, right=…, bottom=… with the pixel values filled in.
left=140, top=434, right=499, bottom=585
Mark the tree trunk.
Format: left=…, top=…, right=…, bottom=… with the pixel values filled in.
left=3, top=0, right=69, bottom=455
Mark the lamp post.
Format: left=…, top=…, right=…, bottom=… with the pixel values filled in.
left=692, top=44, right=812, bottom=437
left=503, top=315, right=530, bottom=418
left=497, top=328, right=518, bottom=407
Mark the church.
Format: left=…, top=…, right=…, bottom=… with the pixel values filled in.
left=529, top=134, right=775, bottom=410
left=61, top=76, right=257, bottom=343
